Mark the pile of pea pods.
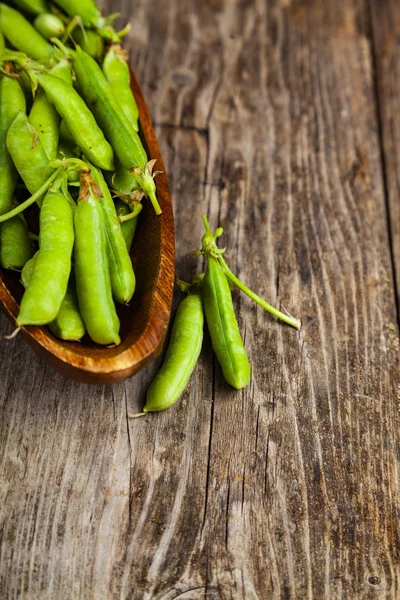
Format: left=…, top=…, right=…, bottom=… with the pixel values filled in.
left=0, top=0, right=300, bottom=413
left=0, top=0, right=162, bottom=345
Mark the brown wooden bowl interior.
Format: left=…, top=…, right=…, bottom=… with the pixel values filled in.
left=0, top=67, right=175, bottom=383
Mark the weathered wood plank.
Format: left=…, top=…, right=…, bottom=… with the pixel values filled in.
left=370, top=0, right=400, bottom=312
left=0, top=0, right=399, bottom=598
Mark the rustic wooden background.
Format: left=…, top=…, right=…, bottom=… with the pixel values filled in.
left=1, top=0, right=400, bottom=598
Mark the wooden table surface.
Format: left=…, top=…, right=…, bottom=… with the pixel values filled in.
left=1, top=1, right=400, bottom=598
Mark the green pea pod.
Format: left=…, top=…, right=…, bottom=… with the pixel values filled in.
left=35, top=71, right=114, bottom=171
left=50, top=58, right=73, bottom=85
left=88, top=162, right=135, bottom=304
left=10, top=0, right=48, bottom=16
left=73, top=47, right=146, bottom=168
left=31, top=61, right=73, bottom=159
left=52, top=58, right=75, bottom=151
left=73, top=46, right=161, bottom=214
left=73, top=28, right=104, bottom=60
left=29, top=89, right=60, bottom=160
left=115, top=198, right=139, bottom=251
left=28, top=60, right=71, bottom=161
left=203, top=255, right=250, bottom=389
left=0, top=70, right=26, bottom=215
left=0, top=4, right=53, bottom=61
left=107, top=159, right=135, bottom=196
left=144, top=292, right=204, bottom=412
left=6, top=111, right=50, bottom=205
left=17, top=188, right=74, bottom=326
left=51, top=0, right=101, bottom=28
left=59, top=119, right=76, bottom=145
left=102, top=44, right=139, bottom=132
left=20, top=254, right=36, bottom=287
left=19, top=72, right=33, bottom=102
left=48, top=287, right=86, bottom=341
left=22, top=253, right=86, bottom=341
left=0, top=215, right=31, bottom=269
left=74, top=171, right=120, bottom=345
left=34, top=13, right=65, bottom=40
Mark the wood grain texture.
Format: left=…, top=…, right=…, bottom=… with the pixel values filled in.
left=1, top=0, right=400, bottom=598
left=369, top=0, right=400, bottom=313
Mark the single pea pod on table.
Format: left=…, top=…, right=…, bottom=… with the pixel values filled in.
left=143, top=290, right=204, bottom=413
left=203, top=255, right=251, bottom=390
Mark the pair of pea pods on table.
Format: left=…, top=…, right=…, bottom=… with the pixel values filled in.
left=139, top=216, right=301, bottom=415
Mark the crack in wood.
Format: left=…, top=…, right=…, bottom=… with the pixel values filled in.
left=124, top=383, right=134, bottom=528
left=201, top=356, right=216, bottom=535
left=367, top=0, right=400, bottom=327
left=154, top=122, right=209, bottom=136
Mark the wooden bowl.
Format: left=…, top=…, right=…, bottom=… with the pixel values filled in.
left=0, top=67, right=175, bottom=383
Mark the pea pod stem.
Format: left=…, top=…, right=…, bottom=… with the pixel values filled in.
left=60, top=15, right=81, bottom=43
left=63, top=157, right=89, bottom=172
left=148, top=192, right=162, bottom=215
left=3, top=327, right=20, bottom=340
left=219, top=259, right=301, bottom=330
left=128, top=412, right=146, bottom=419
left=118, top=202, right=142, bottom=222
left=0, top=157, right=84, bottom=222
left=130, top=162, right=162, bottom=215
left=0, top=166, right=63, bottom=223
left=201, top=214, right=301, bottom=331
left=148, top=190, right=161, bottom=216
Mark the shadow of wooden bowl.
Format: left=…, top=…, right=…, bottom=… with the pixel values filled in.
left=0, top=67, right=175, bottom=384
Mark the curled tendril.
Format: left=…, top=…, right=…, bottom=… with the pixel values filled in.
left=118, top=202, right=142, bottom=223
